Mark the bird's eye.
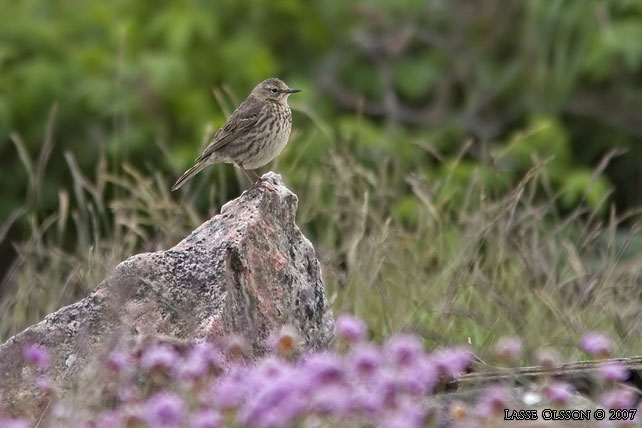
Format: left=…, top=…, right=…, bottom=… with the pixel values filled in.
left=270, top=88, right=278, bottom=93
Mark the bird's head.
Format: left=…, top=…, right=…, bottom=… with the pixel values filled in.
left=252, top=78, right=300, bottom=104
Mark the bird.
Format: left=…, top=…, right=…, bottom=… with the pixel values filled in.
left=172, top=78, right=300, bottom=191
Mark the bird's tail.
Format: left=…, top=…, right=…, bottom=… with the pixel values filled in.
left=171, top=162, right=208, bottom=191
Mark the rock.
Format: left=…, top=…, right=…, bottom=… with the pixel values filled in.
left=0, top=172, right=334, bottom=417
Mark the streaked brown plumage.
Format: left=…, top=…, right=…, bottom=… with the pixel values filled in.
left=172, top=78, right=300, bottom=191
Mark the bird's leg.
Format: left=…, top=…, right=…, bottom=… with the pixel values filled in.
left=250, top=169, right=276, bottom=190
left=239, top=165, right=274, bottom=193
left=252, top=169, right=277, bottom=192
left=238, top=165, right=256, bottom=187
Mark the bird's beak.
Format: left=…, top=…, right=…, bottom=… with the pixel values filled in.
left=286, top=88, right=301, bottom=94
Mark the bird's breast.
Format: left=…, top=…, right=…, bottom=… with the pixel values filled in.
left=239, top=105, right=292, bottom=169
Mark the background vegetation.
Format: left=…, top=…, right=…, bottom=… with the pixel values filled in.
left=1, top=0, right=642, bottom=364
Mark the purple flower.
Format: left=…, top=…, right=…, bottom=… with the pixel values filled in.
left=255, top=356, right=291, bottom=380
left=190, top=409, right=222, bottom=428
left=581, top=332, right=613, bottom=358
left=370, top=371, right=400, bottom=409
left=172, top=343, right=221, bottom=381
left=381, top=403, right=425, bottom=428
left=0, top=418, right=30, bottom=428
left=600, top=361, right=629, bottom=382
left=543, top=381, right=574, bottom=405
left=348, top=343, right=381, bottom=379
left=430, top=346, right=474, bottom=379
left=213, top=365, right=251, bottom=409
left=238, top=372, right=306, bottom=428
left=384, top=334, right=424, bottom=369
left=300, top=352, right=345, bottom=386
left=140, top=344, right=179, bottom=371
left=23, top=343, right=50, bottom=369
left=309, top=384, right=352, bottom=416
left=106, top=351, right=130, bottom=373
left=475, top=384, right=510, bottom=418
left=193, top=342, right=223, bottom=367
left=495, top=336, right=522, bottom=362
left=336, top=314, right=367, bottom=343
left=172, top=342, right=225, bottom=380
left=601, top=387, right=637, bottom=410
left=172, top=356, right=206, bottom=381
left=347, top=385, right=383, bottom=417
left=142, top=392, right=185, bottom=427
left=395, top=356, right=439, bottom=396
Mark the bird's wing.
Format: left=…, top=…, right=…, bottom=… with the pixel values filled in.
left=195, top=97, right=266, bottom=163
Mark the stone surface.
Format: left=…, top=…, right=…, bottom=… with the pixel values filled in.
left=0, top=172, right=334, bottom=416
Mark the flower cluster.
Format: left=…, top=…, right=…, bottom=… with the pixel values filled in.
left=101, top=327, right=472, bottom=428
left=5, top=320, right=640, bottom=428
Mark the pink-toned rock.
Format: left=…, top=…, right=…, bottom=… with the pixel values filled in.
left=0, top=172, right=334, bottom=416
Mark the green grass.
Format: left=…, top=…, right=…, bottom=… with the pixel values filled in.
left=304, top=149, right=642, bottom=364
left=2, top=117, right=641, bottom=370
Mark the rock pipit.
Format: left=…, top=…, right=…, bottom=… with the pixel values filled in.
left=172, top=78, right=300, bottom=191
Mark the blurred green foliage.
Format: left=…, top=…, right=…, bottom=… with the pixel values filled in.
left=3, top=0, right=642, bottom=360
left=1, top=0, right=642, bottom=277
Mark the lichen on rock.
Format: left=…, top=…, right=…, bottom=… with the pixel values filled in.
left=0, top=172, right=334, bottom=416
